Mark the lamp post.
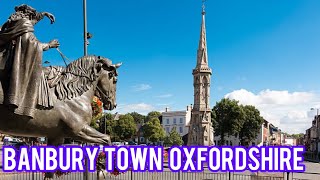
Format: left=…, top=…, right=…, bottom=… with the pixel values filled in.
left=83, top=0, right=88, bottom=56
left=83, top=1, right=89, bottom=180
left=104, top=115, right=107, bottom=135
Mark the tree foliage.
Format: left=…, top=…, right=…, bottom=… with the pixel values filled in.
left=98, top=113, right=113, bottom=133
left=290, top=133, right=304, bottom=139
left=114, top=114, right=137, bottom=141
left=239, top=105, right=264, bottom=145
left=105, top=114, right=137, bottom=141
left=146, top=111, right=161, bottom=123
left=164, top=127, right=183, bottom=146
left=129, top=112, right=146, bottom=124
left=212, top=98, right=265, bottom=146
left=142, top=117, right=165, bottom=143
left=212, top=98, right=245, bottom=145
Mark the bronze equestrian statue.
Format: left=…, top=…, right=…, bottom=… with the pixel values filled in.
left=0, top=5, right=120, bottom=146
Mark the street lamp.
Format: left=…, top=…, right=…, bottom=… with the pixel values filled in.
left=104, top=115, right=107, bottom=135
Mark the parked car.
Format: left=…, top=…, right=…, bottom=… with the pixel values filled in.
left=3, top=137, right=22, bottom=145
left=128, top=141, right=137, bottom=145
left=12, top=142, right=28, bottom=150
left=111, top=142, right=123, bottom=146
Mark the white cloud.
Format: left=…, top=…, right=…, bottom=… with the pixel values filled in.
left=155, top=94, right=173, bottom=98
left=112, top=103, right=156, bottom=115
left=132, top=84, right=152, bottom=91
left=224, top=89, right=320, bottom=134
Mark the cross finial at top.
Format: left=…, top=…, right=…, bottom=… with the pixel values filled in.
left=202, top=0, right=206, bottom=15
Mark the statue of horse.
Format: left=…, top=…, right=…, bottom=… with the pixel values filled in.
left=0, top=55, right=120, bottom=146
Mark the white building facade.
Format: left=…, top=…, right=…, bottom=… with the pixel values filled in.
left=213, top=120, right=283, bottom=146
left=162, top=106, right=192, bottom=137
left=214, top=124, right=264, bottom=146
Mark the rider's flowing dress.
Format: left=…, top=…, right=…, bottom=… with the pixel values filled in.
left=0, top=18, right=53, bottom=118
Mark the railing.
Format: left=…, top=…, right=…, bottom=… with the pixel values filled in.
left=304, top=152, right=320, bottom=162
left=0, top=170, right=319, bottom=180
left=291, top=171, right=320, bottom=180
left=0, top=171, right=284, bottom=180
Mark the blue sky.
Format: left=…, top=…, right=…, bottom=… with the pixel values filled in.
left=1, top=0, right=320, bottom=133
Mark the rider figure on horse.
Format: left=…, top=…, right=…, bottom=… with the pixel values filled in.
left=0, top=4, right=59, bottom=118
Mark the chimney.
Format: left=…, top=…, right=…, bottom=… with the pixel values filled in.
left=165, top=107, right=170, bottom=112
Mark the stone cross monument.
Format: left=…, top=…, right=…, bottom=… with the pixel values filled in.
left=187, top=2, right=214, bottom=146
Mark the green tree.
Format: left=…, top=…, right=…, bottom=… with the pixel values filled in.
left=146, top=111, right=161, bottom=123
left=98, top=113, right=113, bottom=134
left=212, top=98, right=245, bottom=145
left=290, top=133, right=304, bottom=139
left=164, top=127, right=183, bottom=146
left=143, top=117, right=165, bottom=143
left=130, top=112, right=146, bottom=124
left=113, top=114, right=137, bottom=141
left=239, top=105, right=264, bottom=145
left=105, top=119, right=119, bottom=141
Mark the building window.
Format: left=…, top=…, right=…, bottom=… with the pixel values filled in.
left=179, top=127, right=183, bottom=133
left=173, top=118, right=176, bottom=124
left=166, top=127, right=170, bottom=133
left=140, top=137, right=145, bottom=142
left=180, top=118, right=183, bottom=123
left=166, top=119, right=169, bottom=124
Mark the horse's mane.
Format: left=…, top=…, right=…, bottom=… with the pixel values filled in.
left=54, top=55, right=108, bottom=100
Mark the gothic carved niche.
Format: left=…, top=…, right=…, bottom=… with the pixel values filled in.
left=195, top=76, right=200, bottom=83
left=194, top=86, right=200, bottom=97
left=201, top=90, right=206, bottom=102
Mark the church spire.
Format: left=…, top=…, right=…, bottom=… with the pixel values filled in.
left=197, top=0, right=208, bottom=67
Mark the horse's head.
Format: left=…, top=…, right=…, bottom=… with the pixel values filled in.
left=95, top=56, right=121, bottom=111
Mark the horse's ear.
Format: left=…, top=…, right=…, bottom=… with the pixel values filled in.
left=115, top=62, right=122, bottom=69
left=95, top=62, right=102, bottom=73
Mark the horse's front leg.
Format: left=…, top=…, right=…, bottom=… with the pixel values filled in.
left=75, top=124, right=111, bottom=145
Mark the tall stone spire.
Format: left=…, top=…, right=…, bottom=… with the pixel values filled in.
left=197, top=3, right=209, bottom=67
left=188, top=1, right=214, bottom=146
